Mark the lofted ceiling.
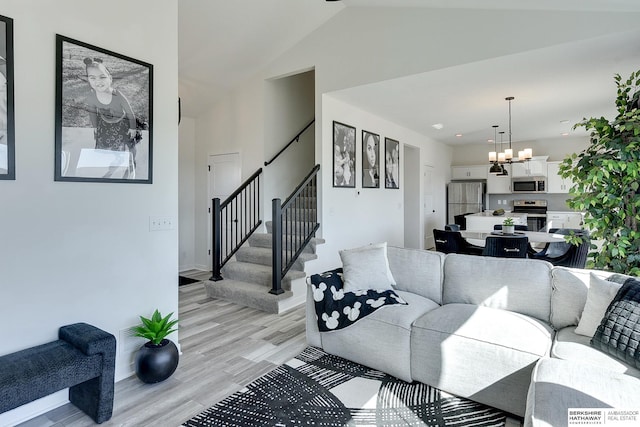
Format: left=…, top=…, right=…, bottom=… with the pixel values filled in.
left=178, top=1, right=640, bottom=147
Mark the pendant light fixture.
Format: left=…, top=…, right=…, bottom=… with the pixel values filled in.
left=498, top=131, right=508, bottom=176
left=488, top=125, right=502, bottom=174
left=505, top=96, right=532, bottom=162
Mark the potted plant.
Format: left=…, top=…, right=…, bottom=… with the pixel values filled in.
left=559, top=69, right=640, bottom=275
left=502, top=217, right=515, bottom=235
left=131, top=309, right=179, bottom=384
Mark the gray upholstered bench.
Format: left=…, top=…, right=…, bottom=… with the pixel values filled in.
left=0, top=323, right=116, bottom=424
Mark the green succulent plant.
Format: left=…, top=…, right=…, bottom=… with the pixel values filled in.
left=503, top=217, right=515, bottom=226
left=131, top=309, right=178, bottom=346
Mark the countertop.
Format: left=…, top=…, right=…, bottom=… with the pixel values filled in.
left=465, top=212, right=527, bottom=218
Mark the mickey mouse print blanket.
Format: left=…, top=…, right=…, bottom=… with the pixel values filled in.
left=309, top=268, right=408, bottom=332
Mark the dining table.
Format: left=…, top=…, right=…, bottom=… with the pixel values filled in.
left=460, top=230, right=567, bottom=245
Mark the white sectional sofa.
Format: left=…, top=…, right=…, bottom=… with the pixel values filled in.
left=306, top=246, right=640, bottom=425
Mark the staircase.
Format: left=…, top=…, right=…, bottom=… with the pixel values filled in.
left=202, top=218, right=324, bottom=314
left=204, top=120, right=320, bottom=314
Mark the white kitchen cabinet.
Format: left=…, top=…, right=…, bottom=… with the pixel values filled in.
left=486, top=164, right=511, bottom=193
left=546, top=161, right=572, bottom=193
left=451, top=165, right=487, bottom=180
left=511, top=159, right=546, bottom=177
left=547, top=211, right=584, bottom=230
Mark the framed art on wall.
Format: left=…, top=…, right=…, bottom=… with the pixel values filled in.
left=333, top=121, right=355, bottom=188
left=384, top=137, right=400, bottom=189
left=54, top=35, right=153, bottom=183
left=361, top=130, right=379, bottom=188
left=0, top=15, right=14, bottom=180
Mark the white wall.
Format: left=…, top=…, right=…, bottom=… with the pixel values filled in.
left=193, top=78, right=265, bottom=269
left=263, top=70, right=315, bottom=222
left=315, top=95, right=451, bottom=272
left=0, top=1, right=178, bottom=424
left=179, top=116, right=196, bottom=271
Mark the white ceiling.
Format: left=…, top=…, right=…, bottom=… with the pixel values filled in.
left=178, top=1, right=640, bottom=147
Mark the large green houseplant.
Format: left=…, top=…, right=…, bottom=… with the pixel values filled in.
left=559, top=70, right=640, bottom=275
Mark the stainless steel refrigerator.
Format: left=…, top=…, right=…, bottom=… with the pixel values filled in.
left=447, top=181, right=485, bottom=225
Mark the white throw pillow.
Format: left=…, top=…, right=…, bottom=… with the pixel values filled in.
left=339, top=242, right=396, bottom=292
left=574, top=273, right=622, bottom=337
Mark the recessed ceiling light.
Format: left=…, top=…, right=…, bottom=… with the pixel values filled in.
left=561, top=132, right=569, bottom=136
left=455, top=133, right=462, bottom=137
left=487, top=139, right=494, bottom=143
left=432, top=123, right=444, bottom=130
left=560, top=120, right=570, bottom=124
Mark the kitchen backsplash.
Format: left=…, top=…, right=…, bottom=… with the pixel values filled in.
left=486, top=193, right=577, bottom=212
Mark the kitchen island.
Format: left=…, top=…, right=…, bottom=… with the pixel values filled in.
left=465, top=212, right=527, bottom=231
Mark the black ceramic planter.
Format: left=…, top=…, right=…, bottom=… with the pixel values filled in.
left=135, top=339, right=179, bottom=384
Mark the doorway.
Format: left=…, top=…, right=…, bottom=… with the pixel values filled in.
left=403, top=144, right=421, bottom=249
left=207, top=153, right=241, bottom=268
left=423, top=164, right=440, bottom=249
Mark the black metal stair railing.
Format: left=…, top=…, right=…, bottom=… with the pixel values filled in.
left=210, top=168, right=262, bottom=281
left=271, top=164, right=320, bottom=295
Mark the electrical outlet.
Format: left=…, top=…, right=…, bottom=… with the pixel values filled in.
left=119, top=328, right=145, bottom=355
left=497, top=200, right=502, bottom=205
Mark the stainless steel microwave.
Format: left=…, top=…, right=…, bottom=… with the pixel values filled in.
left=511, top=177, right=546, bottom=193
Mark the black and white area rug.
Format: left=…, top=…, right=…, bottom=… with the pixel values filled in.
left=182, top=347, right=507, bottom=427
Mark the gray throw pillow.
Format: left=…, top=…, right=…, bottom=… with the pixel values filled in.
left=339, top=242, right=396, bottom=292
left=575, top=273, right=622, bottom=337
left=591, top=277, right=640, bottom=369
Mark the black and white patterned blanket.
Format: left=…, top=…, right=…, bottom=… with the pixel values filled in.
left=309, top=268, right=408, bottom=332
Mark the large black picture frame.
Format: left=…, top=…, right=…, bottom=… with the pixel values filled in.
left=384, top=137, right=400, bottom=189
left=0, top=15, right=14, bottom=180
left=55, top=35, right=153, bottom=183
left=332, top=120, right=355, bottom=188
left=361, top=130, right=379, bottom=188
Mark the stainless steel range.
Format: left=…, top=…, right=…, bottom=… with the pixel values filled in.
left=512, top=200, right=547, bottom=231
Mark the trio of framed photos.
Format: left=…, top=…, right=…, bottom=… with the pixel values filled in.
left=0, top=12, right=153, bottom=184
left=333, top=120, right=400, bottom=189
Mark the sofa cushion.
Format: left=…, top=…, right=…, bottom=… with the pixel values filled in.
left=320, top=290, right=439, bottom=383
left=574, top=273, right=622, bottom=337
left=591, top=278, right=640, bottom=369
left=551, top=326, right=640, bottom=378
left=387, top=246, right=445, bottom=304
left=443, top=254, right=553, bottom=322
left=339, top=242, right=396, bottom=292
left=411, top=303, right=554, bottom=417
left=525, top=358, right=640, bottom=427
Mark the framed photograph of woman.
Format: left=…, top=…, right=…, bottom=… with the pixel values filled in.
left=361, top=130, right=379, bottom=188
left=333, top=121, right=355, bottom=188
left=54, top=35, right=153, bottom=183
left=384, top=137, right=400, bottom=189
left=0, top=15, right=14, bottom=180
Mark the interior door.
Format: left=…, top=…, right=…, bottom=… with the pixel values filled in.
left=423, top=165, right=437, bottom=249
left=208, top=153, right=241, bottom=267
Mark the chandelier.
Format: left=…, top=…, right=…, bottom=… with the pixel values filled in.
left=488, top=96, right=532, bottom=172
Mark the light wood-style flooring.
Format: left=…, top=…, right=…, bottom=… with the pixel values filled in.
left=16, top=270, right=307, bottom=427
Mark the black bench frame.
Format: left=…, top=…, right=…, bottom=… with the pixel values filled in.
left=0, top=323, right=116, bottom=424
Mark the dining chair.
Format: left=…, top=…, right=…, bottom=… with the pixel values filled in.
left=433, top=229, right=483, bottom=255
left=482, top=235, right=529, bottom=258
left=493, top=224, right=529, bottom=231
left=529, top=229, right=590, bottom=268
